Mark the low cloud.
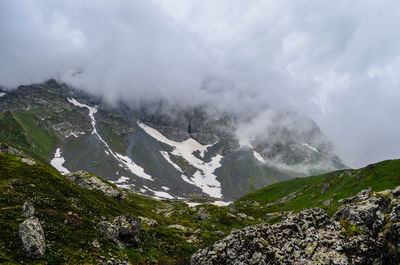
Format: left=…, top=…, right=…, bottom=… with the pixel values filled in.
left=1, top=0, right=400, bottom=167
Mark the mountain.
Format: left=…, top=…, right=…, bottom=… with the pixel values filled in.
left=0, top=80, right=345, bottom=201
left=2, top=143, right=400, bottom=264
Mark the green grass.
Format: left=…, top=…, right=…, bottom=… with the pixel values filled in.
left=235, top=159, right=400, bottom=218
left=0, top=153, right=254, bottom=264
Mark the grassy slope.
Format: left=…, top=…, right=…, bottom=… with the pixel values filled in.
left=0, top=153, right=255, bottom=264
left=235, top=159, right=400, bottom=217
left=0, top=110, right=59, bottom=162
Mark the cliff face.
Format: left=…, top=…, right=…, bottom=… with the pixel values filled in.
left=192, top=187, right=400, bottom=265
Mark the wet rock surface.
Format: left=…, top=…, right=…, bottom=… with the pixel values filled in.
left=192, top=187, right=400, bottom=265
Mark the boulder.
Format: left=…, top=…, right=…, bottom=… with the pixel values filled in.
left=192, top=186, right=400, bottom=265
left=97, top=216, right=141, bottom=248
left=67, top=171, right=122, bottom=200
left=22, top=201, right=35, bottom=218
left=19, top=217, right=46, bottom=258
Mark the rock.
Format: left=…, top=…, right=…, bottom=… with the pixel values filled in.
left=264, top=213, right=276, bottom=221
left=215, top=231, right=224, bottom=236
left=321, top=183, right=330, bottom=194
left=67, top=171, right=122, bottom=200
left=138, top=217, right=158, bottom=228
left=21, top=158, right=36, bottom=166
left=323, top=199, right=333, bottom=206
left=19, top=217, right=46, bottom=258
left=22, top=201, right=35, bottom=217
left=192, top=187, right=400, bottom=265
left=196, top=207, right=210, bottom=221
left=227, top=213, right=241, bottom=222
left=237, top=213, right=247, bottom=219
left=168, top=224, right=191, bottom=232
left=276, top=192, right=297, bottom=203
left=391, top=186, right=400, bottom=197
left=333, top=195, right=390, bottom=234
left=92, top=240, right=101, bottom=248
left=97, top=216, right=141, bottom=248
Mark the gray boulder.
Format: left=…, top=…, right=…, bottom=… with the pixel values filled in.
left=19, top=217, right=46, bottom=258
left=67, top=171, right=122, bottom=200
left=22, top=201, right=35, bottom=218
left=192, top=186, right=400, bottom=265
left=97, top=216, right=141, bottom=248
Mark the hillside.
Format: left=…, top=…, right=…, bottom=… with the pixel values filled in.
left=235, top=159, right=400, bottom=218
left=0, top=149, right=259, bottom=264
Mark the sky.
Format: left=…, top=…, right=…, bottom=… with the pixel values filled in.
left=1, top=0, right=400, bottom=168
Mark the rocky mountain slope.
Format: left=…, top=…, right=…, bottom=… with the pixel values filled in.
left=0, top=80, right=345, bottom=201
left=2, top=143, right=400, bottom=264
left=192, top=187, right=400, bottom=264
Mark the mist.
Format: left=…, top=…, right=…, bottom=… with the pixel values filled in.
left=1, top=0, right=400, bottom=168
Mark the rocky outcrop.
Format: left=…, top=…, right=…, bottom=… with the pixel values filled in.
left=97, top=215, right=141, bottom=249
left=18, top=202, right=46, bottom=259
left=192, top=187, right=400, bottom=265
left=22, top=201, right=35, bottom=217
left=67, top=171, right=122, bottom=200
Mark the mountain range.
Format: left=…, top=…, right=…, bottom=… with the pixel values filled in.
left=0, top=80, right=345, bottom=202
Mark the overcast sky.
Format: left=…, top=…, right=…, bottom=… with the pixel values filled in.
left=1, top=0, right=400, bottom=168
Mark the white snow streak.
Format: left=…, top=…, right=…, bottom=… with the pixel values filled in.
left=301, top=142, right=319, bottom=153
left=50, top=148, right=70, bottom=175
left=138, top=121, right=223, bottom=198
left=68, top=98, right=153, bottom=181
left=253, top=150, right=265, bottom=163
left=160, top=151, right=183, bottom=172
left=0, top=92, right=6, bottom=97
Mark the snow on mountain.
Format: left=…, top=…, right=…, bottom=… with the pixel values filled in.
left=138, top=121, right=223, bottom=198
left=50, top=148, right=70, bottom=175
left=67, top=98, right=153, bottom=181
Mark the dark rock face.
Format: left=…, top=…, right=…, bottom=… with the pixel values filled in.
left=19, top=217, right=46, bottom=258
left=97, top=216, right=141, bottom=249
left=192, top=187, right=400, bottom=265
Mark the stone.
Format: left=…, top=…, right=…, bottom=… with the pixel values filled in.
left=192, top=187, right=400, bottom=265
left=196, top=208, right=210, bottom=221
left=67, top=171, right=122, bottom=200
left=97, top=216, right=141, bottom=248
left=323, top=199, right=333, bottom=206
left=321, top=183, right=330, bottom=194
left=19, top=217, right=46, bottom=258
left=22, top=201, right=35, bottom=218
left=92, top=240, right=101, bottom=248
left=138, top=216, right=158, bottom=228
left=21, top=158, right=37, bottom=166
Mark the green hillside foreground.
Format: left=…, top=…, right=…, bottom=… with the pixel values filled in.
left=235, top=159, right=400, bottom=218
left=0, top=153, right=256, bottom=264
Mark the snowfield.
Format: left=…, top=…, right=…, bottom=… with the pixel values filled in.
left=50, top=148, right=70, bottom=175
left=138, top=121, right=224, bottom=198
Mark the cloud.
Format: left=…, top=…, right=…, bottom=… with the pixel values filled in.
left=1, top=0, right=400, bottom=167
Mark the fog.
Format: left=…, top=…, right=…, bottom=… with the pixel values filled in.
left=1, top=0, right=400, bottom=167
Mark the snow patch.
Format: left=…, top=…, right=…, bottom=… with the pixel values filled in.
left=113, top=176, right=130, bottom=184
left=50, top=148, right=70, bottom=175
left=138, top=122, right=223, bottom=198
left=68, top=98, right=153, bottom=181
left=161, top=186, right=170, bottom=191
left=0, top=92, right=6, bottom=97
left=301, top=142, right=319, bottom=153
left=253, top=150, right=265, bottom=163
